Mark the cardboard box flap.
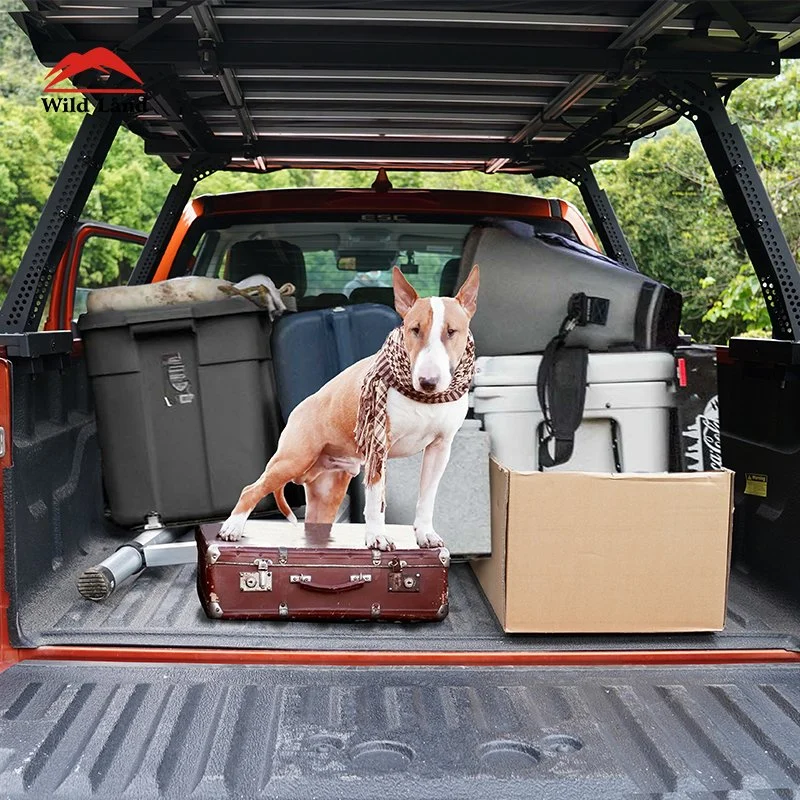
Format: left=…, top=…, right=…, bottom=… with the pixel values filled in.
left=471, top=459, right=510, bottom=626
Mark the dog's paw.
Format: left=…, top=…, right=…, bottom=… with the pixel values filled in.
left=218, top=513, right=247, bottom=541
left=414, top=527, right=445, bottom=548
left=365, top=531, right=396, bottom=551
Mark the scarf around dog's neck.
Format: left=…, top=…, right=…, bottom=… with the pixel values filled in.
left=355, top=326, right=476, bottom=487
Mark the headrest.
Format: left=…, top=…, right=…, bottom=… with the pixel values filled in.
left=439, top=257, right=461, bottom=297
left=227, top=239, right=307, bottom=297
left=349, top=287, right=395, bottom=307
left=297, top=293, right=348, bottom=310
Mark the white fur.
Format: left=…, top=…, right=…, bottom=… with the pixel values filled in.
left=386, top=389, right=467, bottom=458
left=412, top=297, right=451, bottom=393
left=219, top=511, right=248, bottom=541
left=360, top=389, right=468, bottom=548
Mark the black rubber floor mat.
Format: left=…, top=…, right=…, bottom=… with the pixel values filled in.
left=15, top=545, right=800, bottom=651
left=3, top=660, right=800, bottom=798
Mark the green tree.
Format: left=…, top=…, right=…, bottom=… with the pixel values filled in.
left=701, top=63, right=800, bottom=338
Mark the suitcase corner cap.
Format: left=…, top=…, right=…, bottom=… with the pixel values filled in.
left=438, top=548, right=450, bottom=568
left=208, top=592, right=224, bottom=618
left=206, top=544, right=221, bottom=565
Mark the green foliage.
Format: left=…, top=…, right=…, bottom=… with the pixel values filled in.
left=0, top=8, right=797, bottom=344
left=702, top=265, right=772, bottom=338
left=591, top=129, right=743, bottom=339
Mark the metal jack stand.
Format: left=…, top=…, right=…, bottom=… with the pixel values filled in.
left=77, top=513, right=195, bottom=601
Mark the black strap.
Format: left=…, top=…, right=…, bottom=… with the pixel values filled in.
left=536, top=292, right=603, bottom=469
left=537, top=344, right=589, bottom=468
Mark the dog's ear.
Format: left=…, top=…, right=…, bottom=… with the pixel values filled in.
left=455, top=265, right=480, bottom=318
left=393, top=266, right=418, bottom=318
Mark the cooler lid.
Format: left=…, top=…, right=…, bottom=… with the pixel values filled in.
left=474, top=352, right=676, bottom=387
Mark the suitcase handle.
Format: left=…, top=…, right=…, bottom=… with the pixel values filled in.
left=292, top=575, right=370, bottom=593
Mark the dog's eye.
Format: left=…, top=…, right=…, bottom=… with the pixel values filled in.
left=410, top=325, right=421, bottom=337
left=447, top=328, right=457, bottom=338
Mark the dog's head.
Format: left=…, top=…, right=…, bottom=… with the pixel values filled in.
left=393, top=265, right=479, bottom=394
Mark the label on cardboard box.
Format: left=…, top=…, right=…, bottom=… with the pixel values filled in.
left=744, top=473, right=768, bottom=497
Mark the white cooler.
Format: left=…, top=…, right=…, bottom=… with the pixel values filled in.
left=472, top=353, right=676, bottom=473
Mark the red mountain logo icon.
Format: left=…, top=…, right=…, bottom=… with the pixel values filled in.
left=44, top=47, right=144, bottom=94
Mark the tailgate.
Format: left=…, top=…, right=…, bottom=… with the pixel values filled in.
left=2, top=661, right=800, bottom=798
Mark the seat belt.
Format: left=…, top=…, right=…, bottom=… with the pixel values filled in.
left=537, top=293, right=609, bottom=468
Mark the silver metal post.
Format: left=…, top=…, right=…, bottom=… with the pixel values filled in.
left=77, top=514, right=184, bottom=601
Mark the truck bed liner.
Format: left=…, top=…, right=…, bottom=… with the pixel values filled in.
left=3, top=660, right=800, bottom=798
left=14, top=525, right=800, bottom=652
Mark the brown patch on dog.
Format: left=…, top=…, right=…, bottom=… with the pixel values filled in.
left=402, top=299, right=434, bottom=368
left=438, top=298, right=471, bottom=370
left=438, top=265, right=480, bottom=370
left=394, top=267, right=433, bottom=372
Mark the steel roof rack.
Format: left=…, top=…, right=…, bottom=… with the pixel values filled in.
left=3, top=1, right=800, bottom=341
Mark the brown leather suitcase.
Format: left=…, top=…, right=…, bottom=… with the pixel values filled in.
left=196, top=521, right=450, bottom=621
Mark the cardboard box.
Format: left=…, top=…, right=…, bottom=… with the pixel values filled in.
left=472, top=459, right=734, bottom=633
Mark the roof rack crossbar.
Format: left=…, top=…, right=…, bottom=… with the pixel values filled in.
left=486, top=1, right=689, bottom=173
left=191, top=2, right=258, bottom=146
left=32, top=40, right=781, bottom=79
left=117, top=0, right=202, bottom=53
left=144, top=72, right=218, bottom=152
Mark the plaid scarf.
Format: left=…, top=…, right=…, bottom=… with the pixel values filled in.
left=355, top=326, right=475, bottom=488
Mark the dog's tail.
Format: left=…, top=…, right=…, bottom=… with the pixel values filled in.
left=274, top=484, right=298, bottom=525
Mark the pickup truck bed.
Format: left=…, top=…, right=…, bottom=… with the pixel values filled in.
left=8, top=347, right=800, bottom=657
left=3, top=660, right=800, bottom=798
left=15, top=533, right=800, bottom=654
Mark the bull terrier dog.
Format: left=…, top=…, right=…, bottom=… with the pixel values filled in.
left=219, top=265, right=479, bottom=551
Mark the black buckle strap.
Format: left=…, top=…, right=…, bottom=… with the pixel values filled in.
left=568, top=292, right=610, bottom=328
left=537, top=293, right=608, bottom=469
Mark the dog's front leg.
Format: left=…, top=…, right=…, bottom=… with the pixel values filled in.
left=364, top=475, right=395, bottom=551
left=414, top=436, right=452, bottom=548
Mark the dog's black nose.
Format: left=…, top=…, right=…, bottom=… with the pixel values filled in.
left=419, top=377, right=438, bottom=393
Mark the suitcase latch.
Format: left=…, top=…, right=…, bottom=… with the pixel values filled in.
left=387, top=559, right=421, bottom=592
left=239, top=560, right=273, bottom=591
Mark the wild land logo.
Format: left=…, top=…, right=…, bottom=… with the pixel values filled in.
left=40, top=46, right=147, bottom=113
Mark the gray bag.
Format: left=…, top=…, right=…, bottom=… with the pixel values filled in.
left=458, top=223, right=681, bottom=356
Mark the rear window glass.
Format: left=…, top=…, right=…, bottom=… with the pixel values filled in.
left=189, top=214, right=580, bottom=299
